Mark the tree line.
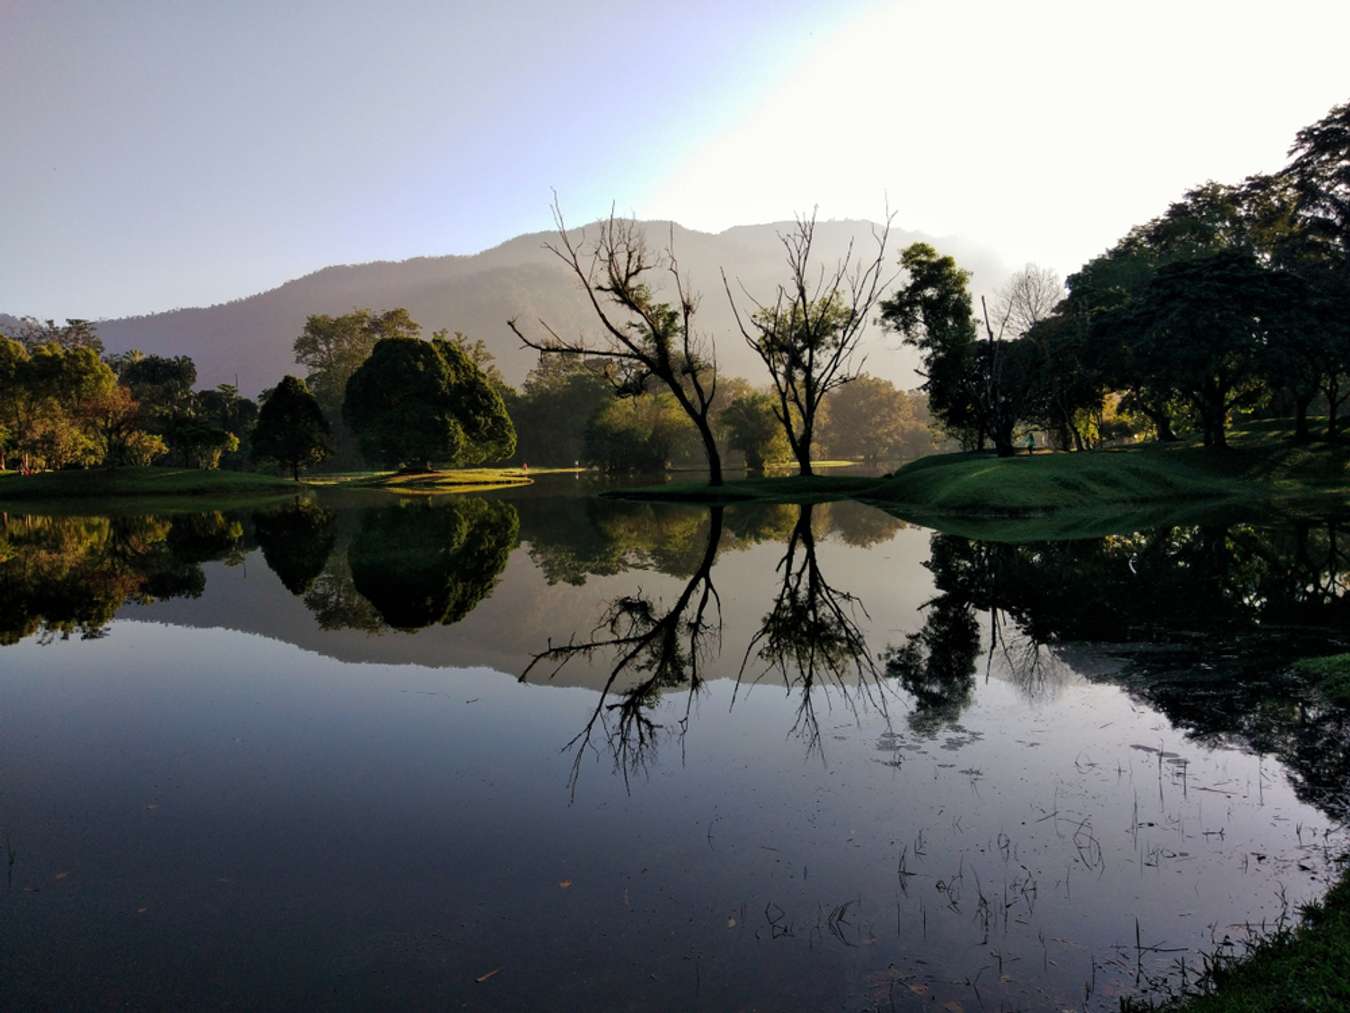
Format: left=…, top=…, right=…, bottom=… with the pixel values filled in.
left=885, top=100, right=1350, bottom=454
left=1, top=299, right=940, bottom=479
left=14, top=99, right=1342, bottom=479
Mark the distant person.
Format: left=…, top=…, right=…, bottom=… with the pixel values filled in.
left=1025, top=433, right=1036, bottom=456
left=522, top=462, right=528, bottom=473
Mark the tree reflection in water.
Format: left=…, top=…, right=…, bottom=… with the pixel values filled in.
left=737, top=501, right=888, bottom=753
left=0, top=511, right=245, bottom=645
left=523, top=501, right=894, bottom=783
left=521, top=508, right=724, bottom=790
left=884, top=516, right=1350, bottom=815
left=253, top=500, right=336, bottom=596
left=348, top=497, right=518, bottom=631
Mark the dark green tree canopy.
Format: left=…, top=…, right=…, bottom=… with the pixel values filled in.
left=253, top=375, right=332, bottom=479
left=342, top=335, right=516, bottom=470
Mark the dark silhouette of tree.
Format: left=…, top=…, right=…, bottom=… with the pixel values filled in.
left=343, top=334, right=516, bottom=470
left=253, top=501, right=337, bottom=595
left=725, top=211, right=893, bottom=476
left=347, top=498, right=518, bottom=631
left=252, top=375, right=332, bottom=480
left=738, top=502, right=886, bottom=751
left=521, top=508, right=724, bottom=789
left=508, top=200, right=725, bottom=486
left=882, top=242, right=989, bottom=450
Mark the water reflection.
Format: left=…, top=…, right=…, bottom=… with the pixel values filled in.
left=738, top=502, right=886, bottom=751
left=522, top=507, right=725, bottom=785
left=2, top=489, right=1349, bottom=1010
left=887, top=521, right=1350, bottom=815
left=252, top=500, right=336, bottom=596
left=0, top=511, right=243, bottom=644
left=348, top=498, right=517, bottom=630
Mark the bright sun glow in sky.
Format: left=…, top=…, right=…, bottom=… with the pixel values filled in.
left=3, top=0, right=1348, bottom=319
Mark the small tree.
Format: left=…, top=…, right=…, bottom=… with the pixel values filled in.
left=724, top=210, right=893, bottom=476
left=508, top=200, right=725, bottom=485
left=720, top=391, right=787, bottom=472
left=253, top=375, right=332, bottom=480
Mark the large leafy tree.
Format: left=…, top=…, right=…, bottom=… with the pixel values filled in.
left=0, top=341, right=120, bottom=470
left=252, top=375, right=332, bottom=480
left=342, top=335, right=516, bottom=470
left=816, top=374, right=929, bottom=463
left=881, top=243, right=987, bottom=449
left=293, top=308, right=421, bottom=415
left=1121, top=250, right=1305, bottom=447
left=1275, top=100, right=1350, bottom=440
left=506, top=355, right=613, bottom=465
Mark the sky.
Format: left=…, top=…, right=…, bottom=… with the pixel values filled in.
left=3, top=0, right=1348, bottom=320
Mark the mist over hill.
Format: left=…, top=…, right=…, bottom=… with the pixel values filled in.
left=15, top=221, right=1012, bottom=395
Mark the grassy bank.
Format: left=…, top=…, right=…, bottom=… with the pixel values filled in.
left=1126, top=869, right=1350, bottom=1012
left=1292, top=653, right=1350, bottom=706
left=610, top=424, right=1349, bottom=538
left=0, top=466, right=300, bottom=504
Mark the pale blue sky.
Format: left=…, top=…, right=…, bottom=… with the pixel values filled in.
left=4, top=0, right=1348, bottom=319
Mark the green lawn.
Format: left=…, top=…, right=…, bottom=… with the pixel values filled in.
left=1292, top=654, right=1350, bottom=705
left=609, top=424, right=1349, bottom=539
left=0, top=466, right=300, bottom=503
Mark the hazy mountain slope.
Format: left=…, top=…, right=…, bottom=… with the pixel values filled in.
left=29, top=221, right=1012, bottom=394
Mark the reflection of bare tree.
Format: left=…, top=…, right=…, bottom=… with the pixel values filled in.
left=521, top=508, right=724, bottom=790
left=737, top=502, right=886, bottom=752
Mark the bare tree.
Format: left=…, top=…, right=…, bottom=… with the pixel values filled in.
left=723, top=211, right=894, bottom=476
left=508, top=197, right=724, bottom=485
left=991, top=265, right=1064, bottom=339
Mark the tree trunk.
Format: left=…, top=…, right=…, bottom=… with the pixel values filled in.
left=1294, top=395, right=1312, bottom=443
left=694, top=416, right=724, bottom=487
left=1328, top=376, right=1341, bottom=442
left=292, top=462, right=300, bottom=482
left=795, top=421, right=815, bottom=477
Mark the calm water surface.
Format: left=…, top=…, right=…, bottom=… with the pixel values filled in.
left=1, top=478, right=1347, bottom=1010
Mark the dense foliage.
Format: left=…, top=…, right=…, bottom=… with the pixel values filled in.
left=341, top=334, right=516, bottom=470
left=887, top=101, right=1350, bottom=454
left=252, top=375, right=332, bottom=480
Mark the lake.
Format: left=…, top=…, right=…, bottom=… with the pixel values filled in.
left=2, top=478, right=1347, bottom=1010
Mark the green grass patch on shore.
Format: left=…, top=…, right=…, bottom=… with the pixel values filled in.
left=0, top=466, right=300, bottom=503
left=1293, top=654, right=1350, bottom=705
left=608, top=424, right=1348, bottom=539
left=1126, top=869, right=1350, bottom=1012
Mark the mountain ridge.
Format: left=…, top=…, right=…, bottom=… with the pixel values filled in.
left=7, top=220, right=1012, bottom=395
